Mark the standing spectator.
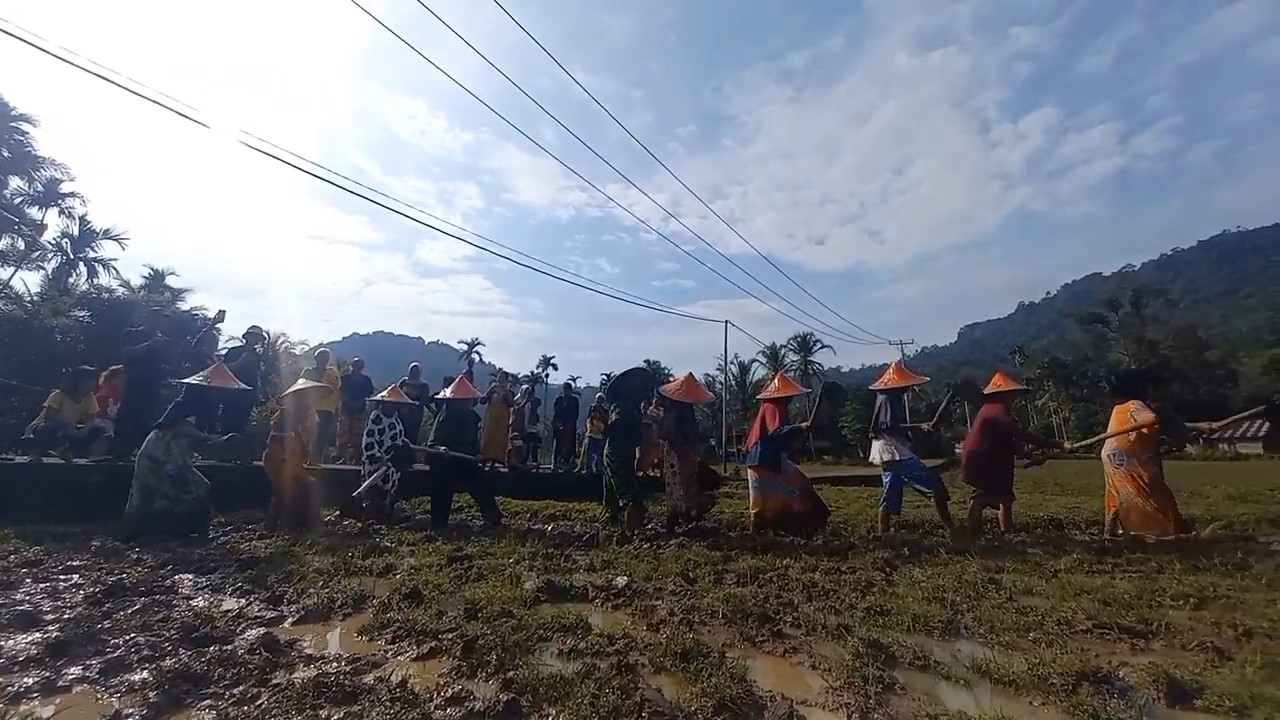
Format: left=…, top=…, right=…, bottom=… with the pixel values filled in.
left=397, top=362, right=432, bottom=444
left=337, top=357, right=375, bottom=463
left=219, top=325, right=267, bottom=434
left=113, top=328, right=171, bottom=456
left=301, top=347, right=341, bottom=463
left=551, top=382, right=580, bottom=471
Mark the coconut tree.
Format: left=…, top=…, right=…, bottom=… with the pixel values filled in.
left=756, top=341, right=789, bottom=377
left=784, top=331, right=834, bottom=389
left=566, top=374, right=582, bottom=387
left=456, top=337, right=485, bottom=377
left=641, top=358, right=672, bottom=383
left=599, top=371, right=616, bottom=389
left=120, top=265, right=191, bottom=305
left=45, top=213, right=128, bottom=292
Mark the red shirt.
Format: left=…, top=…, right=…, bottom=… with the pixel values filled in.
left=961, top=402, right=1054, bottom=493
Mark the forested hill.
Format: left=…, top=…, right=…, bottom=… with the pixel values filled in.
left=827, top=223, right=1280, bottom=390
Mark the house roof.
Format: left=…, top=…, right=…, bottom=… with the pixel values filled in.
left=1206, top=418, right=1271, bottom=441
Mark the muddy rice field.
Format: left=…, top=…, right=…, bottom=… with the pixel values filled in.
left=1, top=459, right=1277, bottom=720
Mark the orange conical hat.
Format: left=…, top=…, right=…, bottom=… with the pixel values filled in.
left=868, top=360, right=930, bottom=391
left=983, top=371, right=1028, bottom=395
left=659, top=372, right=716, bottom=405
left=435, top=375, right=482, bottom=400
left=178, top=362, right=251, bottom=391
left=756, top=372, right=811, bottom=400
left=371, top=384, right=413, bottom=404
left=279, top=377, right=336, bottom=399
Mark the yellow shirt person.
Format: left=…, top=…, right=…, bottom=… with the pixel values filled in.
left=31, top=389, right=98, bottom=429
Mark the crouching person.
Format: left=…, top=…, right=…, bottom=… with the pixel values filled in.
left=25, top=366, right=105, bottom=462
left=426, top=376, right=502, bottom=529
left=354, top=385, right=417, bottom=521
left=121, top=362, right=247, bottom=541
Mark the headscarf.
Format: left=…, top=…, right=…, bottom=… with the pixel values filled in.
left=745, top=397, right=790, bottom=450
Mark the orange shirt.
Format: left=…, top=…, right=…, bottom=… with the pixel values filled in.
left=1100, top=400, right=1189, bottom=537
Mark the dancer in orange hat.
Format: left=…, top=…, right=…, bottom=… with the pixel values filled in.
left=745, top=372, right=829, bottom=534
left=868, top=361, right=956, bottom=535
left=960, top=371, right=1062, bottom=538
left=355, top=384, right=417, bottom=520
left=121, top=362, right=247, bottom=541
left=428, top=376, right=503, bottom=528
left=264, top=377, right=335, bottom=532
left=657, top=373, right=717, bottom=530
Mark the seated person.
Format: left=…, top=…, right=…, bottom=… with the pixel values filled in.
left=26, top=366, right=105, bottom=462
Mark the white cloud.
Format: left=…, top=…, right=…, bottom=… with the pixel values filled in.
left=634, top=3, right=1188, bottom=270
left=594, top=258, right=619, bottom=275
left=1166, top=0, right=1279, bottom=68
left=652, top=278, right=695, bottom=288
left=485, top=143, right=594, bottom=217
left=375, top=92, right=478, bottom=155
left=0, top=0, right=534, bottom=361
left=413, top=237, right=478, bottom=270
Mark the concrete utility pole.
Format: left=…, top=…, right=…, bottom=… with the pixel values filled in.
left=887, top=339, right=917, bottom=422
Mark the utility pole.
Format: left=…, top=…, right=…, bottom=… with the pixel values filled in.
left=887, top=339, right=916, bottom=422
left=722, top=320, right=729, bottom=476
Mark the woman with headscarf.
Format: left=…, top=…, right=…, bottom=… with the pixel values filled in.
left=121, top=362, right=249, bottom=541
left=745, top=372, right=829, bottom=534
left=868, top=362, right=957, bottom=535
left=1094, top=368, right=1223, bottom=538
left=428, top=376, right=503, bottom=528
left=479, top=370, right=515, bottom=463
left=579, top=393, right=609, bottom=473
left=551, top=382, right=581, bottom=471
left=657, top=373, right=717, bottom=530
left=263, top=377, right=335, bottom=532
left=355, top=384, right=416, bottom=520
left=397, top=362, right=432, bottom=444
left=637, top=398, right=664, bottom=475
left=602, top=367, right=656, bottom=531
left=510, top=384, right=542, bottom=467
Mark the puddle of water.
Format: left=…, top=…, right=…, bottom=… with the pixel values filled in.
left=535, top=644, right=582, bottom=672
left=382, top=657, right=453, bottom=690
left=10, top=689, right=117, bottom=720
left=274, top=613, right=380, bottom=654
left=904, top=635, right=1000, bottom=667
left=644, top=672, right=689, bottom=702
left=536, top=602, right=631, bottom=632
left=733, top=650, right=829, bottom=703
left=895, top=669, right=1070, bottom=720
left=358, top=576, right=390, bottom=598
left=795, top=705, right=846, bottom=720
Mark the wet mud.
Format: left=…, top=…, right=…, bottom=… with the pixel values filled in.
left=0, top=523, right=515, bottom=720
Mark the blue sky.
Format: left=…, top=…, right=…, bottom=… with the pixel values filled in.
left=1, top=0, right=1277, bottom=381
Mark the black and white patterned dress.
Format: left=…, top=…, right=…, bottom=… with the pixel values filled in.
left=360, top=407, right=406, bottom=514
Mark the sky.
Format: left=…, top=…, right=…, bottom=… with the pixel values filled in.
left=1, top=0, right=1277, bottom=382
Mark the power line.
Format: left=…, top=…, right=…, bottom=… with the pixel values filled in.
left=729, top=322, right=767, bottom=350
left=351, top=0, right=880, bottom=347
left=489, top=0, right=892, bottom=345
left=0, top=21, right=723, bottom=327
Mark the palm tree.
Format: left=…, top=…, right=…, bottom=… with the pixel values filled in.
left=641, top=358, right=672, bottom=383
left=121, top=264, right=192, bottom=305
left=13, top=175, right=83, bottom=224
left=784, top=331, right=834, bottom=389
left=46, top=214, right=128, bottom=291
left=599, top=371, right=616, bottom=389
left=457, top=337, right=485, bottom=376
left=724, top=353, right=761, bottom=422
left=566, top=374, right=582, bottom=387
left=535, top=353, right=559, bottom=415
left=756, top=341, right=789, bottom=377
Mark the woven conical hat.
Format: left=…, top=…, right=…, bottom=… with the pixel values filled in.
left=279, top=377, right=336, bottom=400
left=371, top=384, right=413, bottom=404
left=659, top=372, right=715, bottom=405
left=756, top=372, right=810, bottom=400
left=983, top=371, right=1028, bottom=395
left=868, top=360, right=931, bottom=391
left=178, top=362, right=252, bottom=391
left=435, top=375, right=482, bottom=400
